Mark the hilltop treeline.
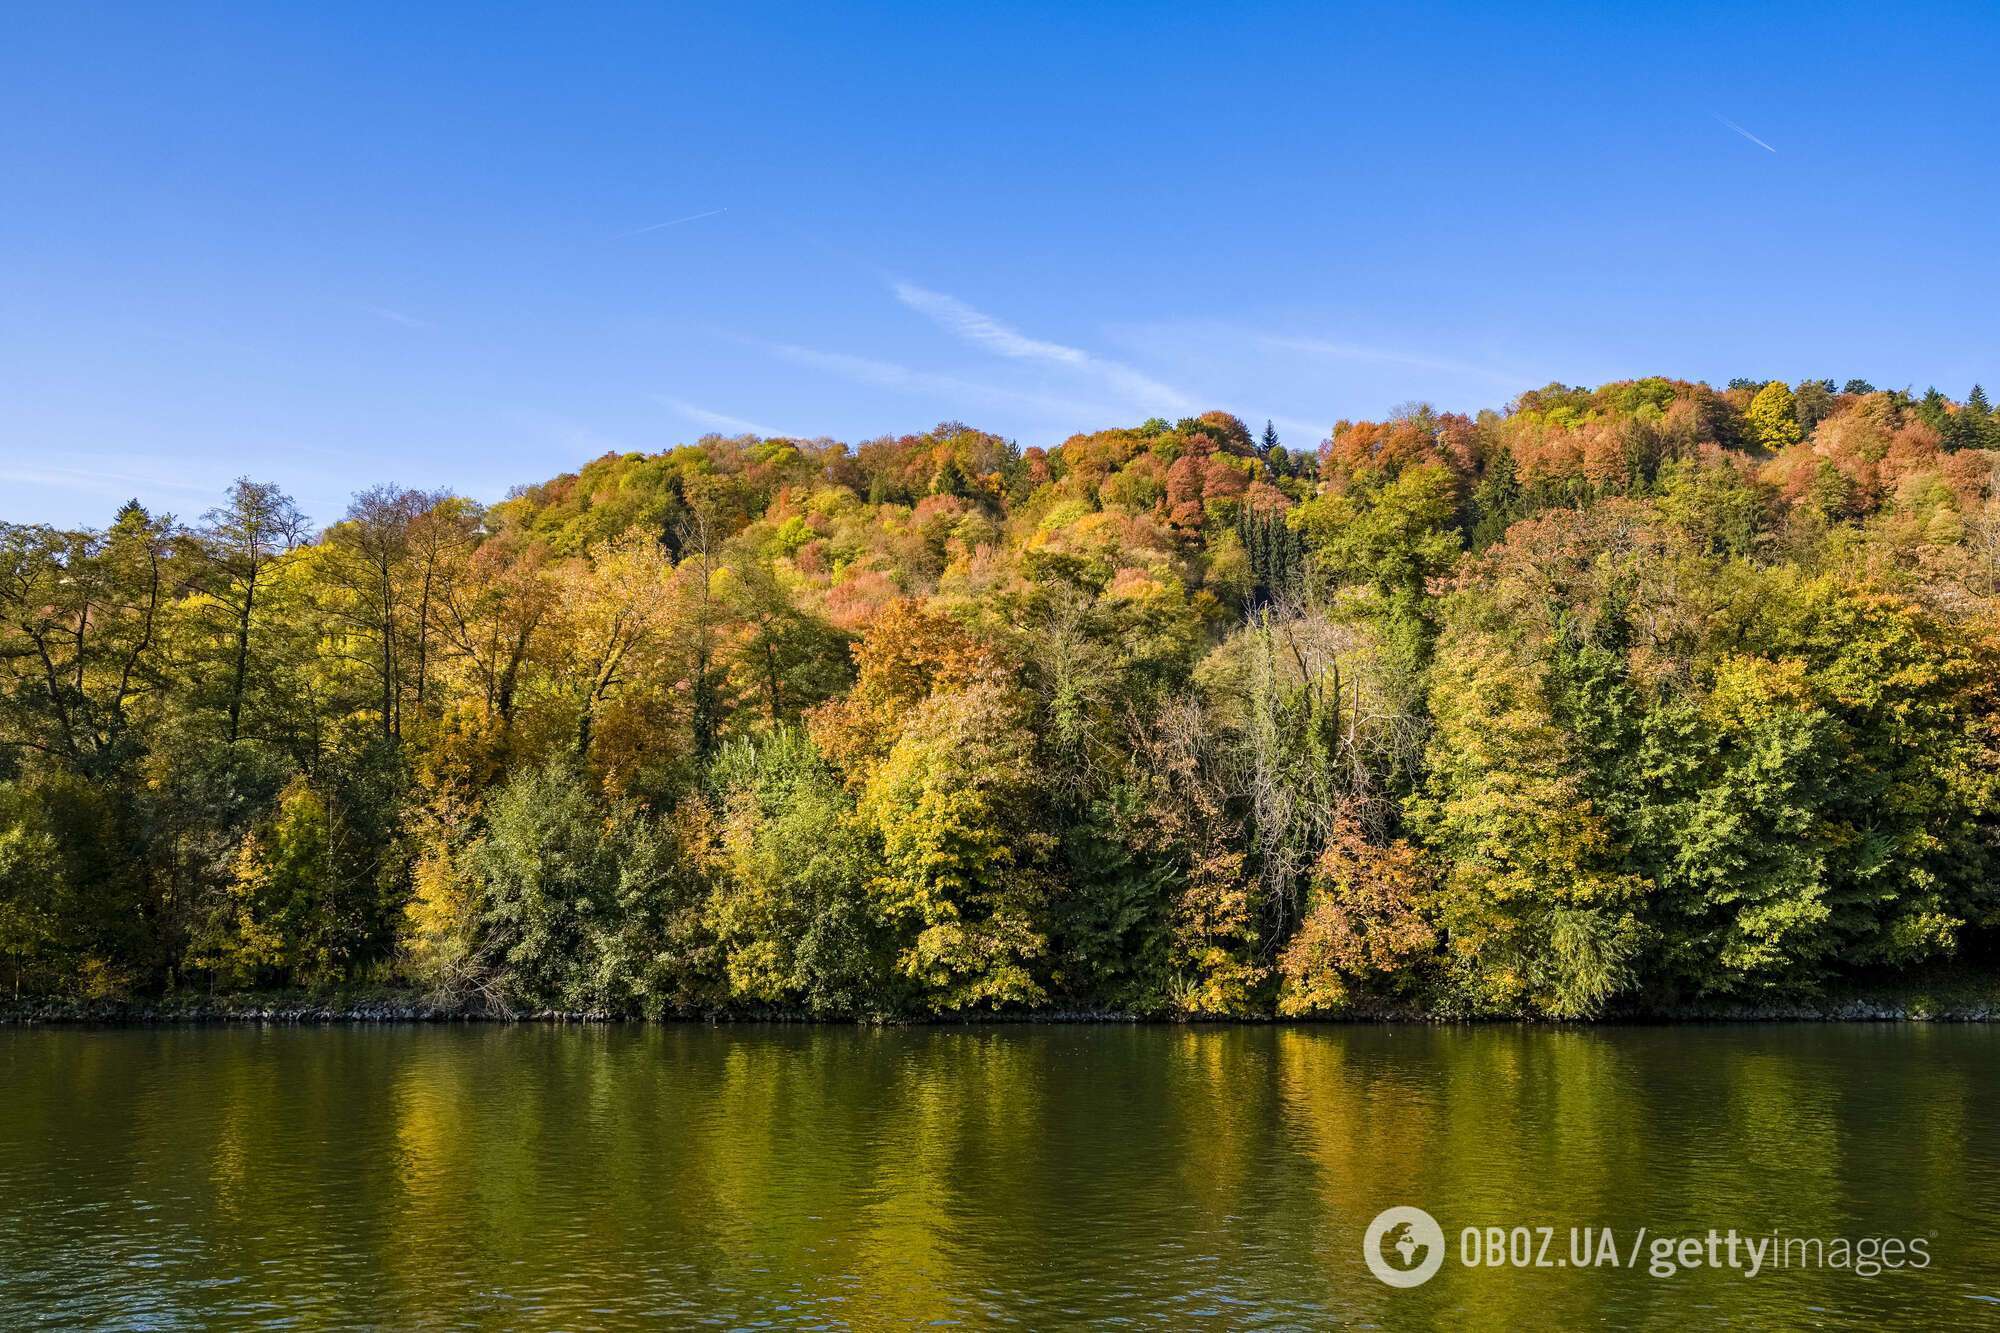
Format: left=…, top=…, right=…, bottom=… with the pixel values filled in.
left=4, top=377, right=1998, bottom=1017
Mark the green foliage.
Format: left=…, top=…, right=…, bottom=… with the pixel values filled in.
left=1411, top=628, right=1648, bottom=1017
left=3, top=375, right=1998, bottom=1016
left=707, top=728, right=888, bottom=1014
left=0, top=781, right=63, bottom=996
left=1236, top=507, right=1306, bottom=608
left=1292, top=462, right=1461, bottom=666
left=1047, top=784, right=1177, bottom=1010
left=463, top=760, right=712, bottom=1013
left=1657, top=456, right=1773, bottom=557
left=857, top=683, right=1054, bottom=1011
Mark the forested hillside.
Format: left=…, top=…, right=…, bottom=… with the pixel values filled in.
left=4, top=377, right=1998, bottom=1017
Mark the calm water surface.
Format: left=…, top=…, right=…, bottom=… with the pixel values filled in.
left=1, top=1024, right=1996, bottom=1328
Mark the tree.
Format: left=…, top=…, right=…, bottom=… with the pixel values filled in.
left=1793, top=379, right=1837, bottom=437
left=404, top=498, right=481, bottom=731
left=930, top=455, right=970, bottom=498
left=196, top=479, right=307, bottom=744
left=460, top=759, right=710, bottom=1012
left=1292, top=461, right=1462, bottom=667
left=187, top=776, right=331, bottom=987
left=706, top=727, right=885, bottom=1013
left=0, top=506, right=188, bottom=776
left=323, top=487, right=435, bottom=741
left=1412, top=628, right=1648, bottom=1017
left=1470, top=445, right=1523, bottom=549
left=1234, top=608, right=1394, bottom=940
left=720, top=557, right=851, bottom=727
left=1128, top=694, right=1261, bottom=1014
left=429, top=529, right=553, bottom=741
left=1951, top=384, right=1998, bottom=450
left=1236, top=507, right=1305, bottom=608
left=807, top=597, right=999, bottom=780
left=1915, top=386, right=1952, bottom=436
left=1745, top=380, right=1802, bottom=449
left=1276, top=818, right=1437, bottom=1015
left=857, top=681, right=1054, bottom=1010
left=546, top=529, right=677, bottom=762
left=674, top=511, right=731, bottom=760
left=0, top=781, right=62, bottom=996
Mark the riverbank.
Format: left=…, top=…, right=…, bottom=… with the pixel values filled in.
left=5, top=968, right=1999, bottom=1025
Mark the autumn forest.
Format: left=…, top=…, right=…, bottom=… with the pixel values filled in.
left=4, top=376, right=1998, bottom=1018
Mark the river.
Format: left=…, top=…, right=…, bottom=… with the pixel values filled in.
left=2, top=1024, right=1995, bottom=1327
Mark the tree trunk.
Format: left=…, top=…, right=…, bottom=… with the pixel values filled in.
left=227, top=575, right=255, bottom=743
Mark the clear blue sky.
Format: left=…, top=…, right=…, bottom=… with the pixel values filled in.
left=4, top=2, right=1997, bottom=528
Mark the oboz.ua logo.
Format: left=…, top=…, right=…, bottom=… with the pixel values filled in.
left=1364, top=1206, right=1446, bottom=1288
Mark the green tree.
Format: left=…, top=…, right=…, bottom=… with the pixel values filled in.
left=1291, top=462, right=1462, bottom=667
left=463, top=759, right=711, bottom=1013
left=0, top=781, right=62, bottom=996
left=857, top=681, right=1054, bottom=1010
left=706, top=727, right=886, bottom=1013
left=1411, top=628, right=1648, bottom=1017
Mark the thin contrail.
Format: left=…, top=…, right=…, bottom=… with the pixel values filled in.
left=1713, top=113, right=1777, bottom=154
left=617, top=208, right=727, bottom=238
left=360, top=303, right=429, bottom=329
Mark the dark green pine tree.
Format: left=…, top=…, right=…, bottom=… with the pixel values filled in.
left=1471, top=447, right=1523, bottom=549
left=1959, top=384, right=1997, bottom=450
left=1261, top=420, right=1279, bottom=453
left=1237, top=508, right=1306, bottom=609
left=931, top=455, right=970, bottom=497
left=1280, top=510, right=1312, bottom=592
left=1917, top=386, right=1952, bottom=435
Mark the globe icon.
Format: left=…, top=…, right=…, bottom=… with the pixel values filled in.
left=1387, top=1221, right=1428, bottom=1269
left=1363, top=1206, right=1446, bottom=1288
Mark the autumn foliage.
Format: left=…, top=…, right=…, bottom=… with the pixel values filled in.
left=4, top=383, right=1999, bottom=1016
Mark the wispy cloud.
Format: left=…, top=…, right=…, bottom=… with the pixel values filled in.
left=1257, top=333, right=1527, bottom=388
left=656, top=396, right=783, bottom=438
left=360, top=303, right=429, bottom=330
left=747, top=336, right=1114, bottom=423
left=1713, top=113, right=1777, bottom=154
left=617, top=208, right=728, bottom=238
left=891, top=281, right=1199, bottom=414
left=0, top=462, right=218, bottom=502
left=501, top=409, right=639, bottom=461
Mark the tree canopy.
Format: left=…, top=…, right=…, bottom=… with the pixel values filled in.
left=5, top=380, right=1998, bottom=1016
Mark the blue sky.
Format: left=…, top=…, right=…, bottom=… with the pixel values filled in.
left=4, top=2, right=1997, bottom=528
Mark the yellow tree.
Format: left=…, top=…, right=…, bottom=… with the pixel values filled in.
left=1746, top=380, right=1803, bottom=449
left=545, top=529, right=678, bottom=762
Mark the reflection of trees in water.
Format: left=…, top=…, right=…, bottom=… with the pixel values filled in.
left=1, top=1026, right=1994, bottom=1326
